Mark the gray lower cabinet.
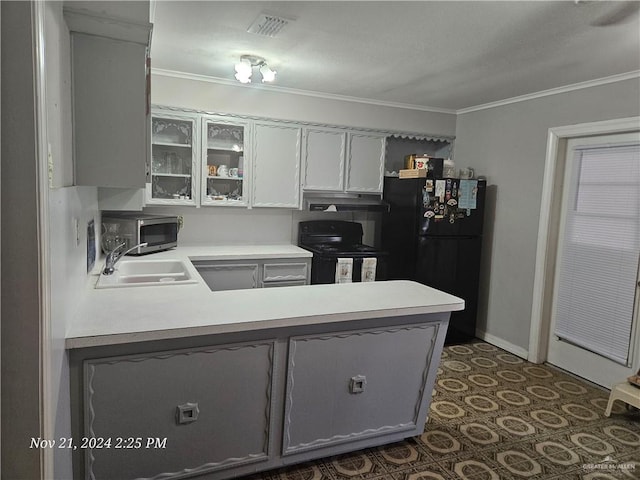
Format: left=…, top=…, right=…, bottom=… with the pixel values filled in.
left=283, top=324, right=439, bottom=455
left=195, top=263, right=260, bottom=291
left=82, top=341, right=274, bottom=480
left=193, top=258, right=310, bottom=291
left=70, top=314, right=448, bottom=480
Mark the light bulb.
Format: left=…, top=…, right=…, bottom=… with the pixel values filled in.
left=235, top=60, right=252, bottom=76
left=260, top=64, right=276, bottom=83
left=234, top=60, right=252, bottom=83
left=234, top=72, right=251, bottom=83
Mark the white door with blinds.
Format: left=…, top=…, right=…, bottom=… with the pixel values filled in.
left=547, top=132, right=640, bottom=388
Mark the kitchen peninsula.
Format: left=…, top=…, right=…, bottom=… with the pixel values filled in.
left=67, top=247, right=463, bottom=480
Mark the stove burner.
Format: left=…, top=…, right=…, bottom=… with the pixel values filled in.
left=304, top=243, right=380, bottom=255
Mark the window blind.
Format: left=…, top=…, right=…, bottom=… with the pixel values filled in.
left=554, top=143, right=640, bottom=365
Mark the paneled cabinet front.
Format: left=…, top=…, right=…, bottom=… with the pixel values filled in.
left=72, top=33, right=148, bottom=188
left=303, top=129, right=385, bottom=194
left=346, top=132, right=386, bottom=193
left=282, top=323, right=440, bottom=456
left=202, top=116, right=251, bottom=207
left=252, top=123, right=302, bottom=208
left=147, top=112, right=199, bottom=205
left=302, top=127, right=346, bottom=191
left=82, top=341, right=274, bottom=480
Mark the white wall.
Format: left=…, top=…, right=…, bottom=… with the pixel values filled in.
left=149, top=74, right=457, bottom=246
left=45, top=3, right=100, bottom=478
left=151, top=74, right=457, bottom=135
left=454, top=77, right=640, bottom=354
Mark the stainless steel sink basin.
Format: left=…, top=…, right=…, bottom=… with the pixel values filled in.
left=96, top=259, right=199, bottom=288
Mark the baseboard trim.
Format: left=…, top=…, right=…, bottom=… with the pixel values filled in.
left=475, top=330, right=529, bottom=360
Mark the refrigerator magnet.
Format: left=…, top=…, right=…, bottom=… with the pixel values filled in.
left=435, top=180, right=445, bottom=202
left=425, top=179, right=434, bottom=192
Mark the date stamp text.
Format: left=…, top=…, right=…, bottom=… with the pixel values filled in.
left=30, top=437, right=167, bottom=450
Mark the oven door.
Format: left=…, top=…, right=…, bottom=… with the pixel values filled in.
left=310, top=254, right=387, bottom=284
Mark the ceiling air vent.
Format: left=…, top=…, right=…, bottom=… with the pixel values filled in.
left=247, top=12, right=293, bottom=37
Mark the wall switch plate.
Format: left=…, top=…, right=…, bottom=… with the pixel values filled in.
left=73, top=217, right=80, bottom=246
left=47, top=142, right=54, bottom=188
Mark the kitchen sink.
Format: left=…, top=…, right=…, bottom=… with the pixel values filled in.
left=95, top=259, right=199, bottom=288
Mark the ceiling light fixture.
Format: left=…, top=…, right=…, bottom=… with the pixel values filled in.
left=234, top=55, right=276, bottom=84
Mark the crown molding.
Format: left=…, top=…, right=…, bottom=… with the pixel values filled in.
left=152, top=68, right=640, bottom=117
left=457, top=70, right=640, bottom=114
left=151, top=68, right=457, bottom=115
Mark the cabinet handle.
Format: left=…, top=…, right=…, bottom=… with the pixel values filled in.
left=176, top=402, right=199, bottom=425
left=349, top=375, right=367, bottom=394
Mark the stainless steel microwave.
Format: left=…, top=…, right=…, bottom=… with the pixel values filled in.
left=101, top=212, right=179, bottom=255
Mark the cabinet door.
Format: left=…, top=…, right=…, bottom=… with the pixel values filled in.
left=84, top=341, right=274, bottom=479
left=252, top=123, right=301, bottom=208
left=283, top=323, right=440, bottom=455
left=195, top=263, right=259, bottom=291
left=346, top=133, right=386, bottom=193
left=147, top=112, right=198, bottom=205
left=303, top=128, right=346, bottom=191
left=202, top=116, right=251, bottom=207
left=72, top=33, right=147, bottom=188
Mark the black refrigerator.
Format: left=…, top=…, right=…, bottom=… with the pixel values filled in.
left=381, top=177, right=486, bottom=344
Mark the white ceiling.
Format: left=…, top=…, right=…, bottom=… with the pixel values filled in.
left=149, top=1, right=640, bottom=112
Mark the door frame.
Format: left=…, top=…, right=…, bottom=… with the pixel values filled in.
left=528, top=116, right=640, bottom=364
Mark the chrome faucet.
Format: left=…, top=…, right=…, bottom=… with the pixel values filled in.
left=102, top=242, right=148, bottom=275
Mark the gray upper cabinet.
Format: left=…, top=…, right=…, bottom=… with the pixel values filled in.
left=71, top=33, right=148, bottom=187
left=346, top=132, right=386, bottom=193
left=65, top=6, right=152, bottom=189
left=302, top=127, right=346, bottom=191
left=202, top=116, right=251, bottom=207
left=148, top=112, right=199, bottom=205
left=303, top=128, right=385, bottom=194
left=252, top=122, right=302, bottom=208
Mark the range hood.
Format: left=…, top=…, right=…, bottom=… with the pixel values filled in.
left=304, top=193, right=389, bottom=213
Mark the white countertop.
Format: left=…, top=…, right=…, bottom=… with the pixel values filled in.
left=161, top=244, right=314, bottom=261
left=67, top=245, right=464, bottom=349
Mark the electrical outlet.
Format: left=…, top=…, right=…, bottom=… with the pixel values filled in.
left=87, top=220, right=96, bottom=272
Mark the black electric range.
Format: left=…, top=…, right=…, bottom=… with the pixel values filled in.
left=298, top=220, right=388, bottom=284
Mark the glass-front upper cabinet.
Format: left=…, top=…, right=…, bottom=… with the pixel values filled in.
left=147, top=112, right=198, bottom=205
left=201, top=116, right=250, bottom=207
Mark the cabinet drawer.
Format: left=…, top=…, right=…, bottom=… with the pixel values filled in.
left=283, top=324, right=440, bottom=455
left=263, top=262, right=308, bottom=282
left=84, top=341, right=274, bottom=479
